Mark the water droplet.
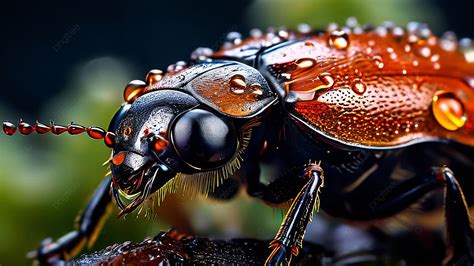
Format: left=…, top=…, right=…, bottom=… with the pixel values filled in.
left=392, top=27, right=405, bottom=37
left=351, top=79, right=366, bottom=95
left=277, top=29, right=289, bottom=39
left=191, top=47, right=213, bottom=61
left=326, top=23, right=338, bottom=32
left=250, top=28, right=263, bottom=38
left=230, top=74, right=246, bottom=94
left=145, top=69, right=163, bottom=85
left=124, top=80, right=146, bottom=103
left=328, top=30, right=350, bottom=50
left=432, top=91, right=467, bottom=131
left=402, top=69, right=407, bottom=75
left=407, top=22, right=431, bottom=39
left=296, top=58, right=314, bottom=69
left=413, top=60, right=419, bottom=66
left=375, top=26, right=387, bottom=37
left=167, top=61, right=187, bottom=73
left=346, top=17, right=359, bottom=28
left=226, top=31, right=242, bottom=45
left=307, top=73, right=335, bottom=92
left=297, top=23, right=312, bottom=34
left=440, top=31, right=458, bottom=52
left=404, top=44, right=411, bottom=53
left=250, top=83, right=263, bottom=96
left=460, top=38, right=474, bottom=63
left=418, top=46, right=431, bottom=58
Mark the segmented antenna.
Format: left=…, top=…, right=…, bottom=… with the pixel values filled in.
left=2, top=119, right=116, bottom=148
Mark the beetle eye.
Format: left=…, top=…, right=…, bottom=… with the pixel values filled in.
left=171, top=109, right=237, bottom=169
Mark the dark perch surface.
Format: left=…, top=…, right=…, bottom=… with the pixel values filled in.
left=73, top=231, right=324, bottom=265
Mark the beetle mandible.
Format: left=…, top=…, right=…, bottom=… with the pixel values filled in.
left=3, top=19, right=474, bottom=265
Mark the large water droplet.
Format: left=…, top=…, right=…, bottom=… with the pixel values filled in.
left=328, top=30, right=350, bottom=50
left=124, top=80, right=146, bottom=103
left=230, top=74, right=246, bottom=94
left=432, top=91, right=467, bottom=131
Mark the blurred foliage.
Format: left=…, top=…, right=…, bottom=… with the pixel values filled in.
left=246, top=0, right=444, bottom=32
left=0, top=0, right=443, bottom=265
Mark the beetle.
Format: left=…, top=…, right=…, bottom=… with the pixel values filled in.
left=3, top=18, right=474, bottom=265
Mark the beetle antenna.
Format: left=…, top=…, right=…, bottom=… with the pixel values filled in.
left=2, top=119, right=115, bottom=148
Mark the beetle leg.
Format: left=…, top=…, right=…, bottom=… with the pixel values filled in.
left=265, top=163, right=324, bottom=266
left=436, top=167, right=474, bottom=265
left=345, top=166, right=474, bottom=265
left=29, top=176, right=112, bottom=265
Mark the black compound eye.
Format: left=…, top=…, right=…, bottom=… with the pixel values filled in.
left=171, top=109, right=237, bottom=169
left=108, top=104, right=131, bottom=133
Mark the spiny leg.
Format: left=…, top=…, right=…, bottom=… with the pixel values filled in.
left=30, top=176, right=112, bottom=264
left=265, top=163, right=324, bottom=266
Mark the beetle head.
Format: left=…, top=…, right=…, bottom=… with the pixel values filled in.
left=107, top=89, right=239, bottom=215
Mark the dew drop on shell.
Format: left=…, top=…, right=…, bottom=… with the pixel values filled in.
left=351, top=80, right=366, bottom=95
left=440, top=31, right=458, bottom=52
left=328, top=30, right=350, bottom=50
left=124, top=80, right=147, bottom=103
left=296, top=58, right=315, bottom=69
left=250, top=83, right=263, bottom=96
left=418, top=46, right=431, bottom=58
left=229, top=74, right=246, bottom=94
left=432, top=91, right=467, bottom=131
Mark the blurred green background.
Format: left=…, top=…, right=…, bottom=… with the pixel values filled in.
left=0, top=0, right=471, bottom=264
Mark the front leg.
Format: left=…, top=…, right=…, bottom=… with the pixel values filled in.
left=30, top=176, right=112, bottom=265
left=266, top=162, right=324, bottom=265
